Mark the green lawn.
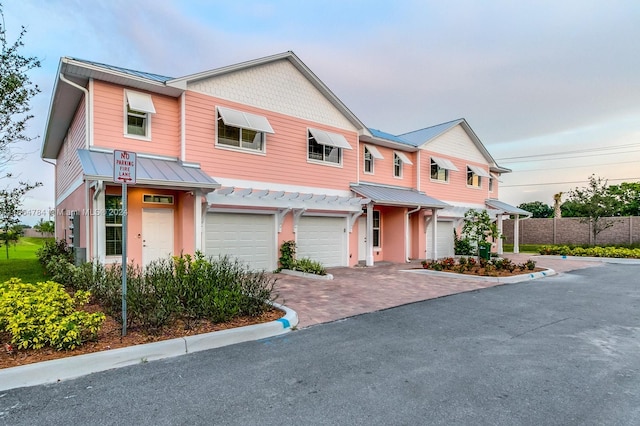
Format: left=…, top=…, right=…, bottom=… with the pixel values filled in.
left=0, top=237, right=52, bottom=283
left=502, top=244, right=544, bottom=254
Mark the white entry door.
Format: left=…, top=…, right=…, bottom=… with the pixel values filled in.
left=358, top=217, right=366, bottom=261
left=142, top=209, right=174, bottom=266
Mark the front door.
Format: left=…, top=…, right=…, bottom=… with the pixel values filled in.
left=142, top=209, right=174, bottom=266
left=358, top=217, right=366, bottom=262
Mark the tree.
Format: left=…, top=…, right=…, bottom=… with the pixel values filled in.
left=517, top=201, right=553, bottom=218
left=0, top=181, right=42, bottom=258
left=461, top=209, right=501, bottom=257
left=566, top=175, right=617, bottom=245
left=33, top=217, right=54, bottom=236
left=607, top=182, right=640, bottom=217
left=0, top=4, right=41, bottom=167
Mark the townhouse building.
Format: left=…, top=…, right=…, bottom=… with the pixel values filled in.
left=41, top=51, right=528, bottom=271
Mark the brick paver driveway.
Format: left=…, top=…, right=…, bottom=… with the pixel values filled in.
left=276, top=254, right=602, bottom=328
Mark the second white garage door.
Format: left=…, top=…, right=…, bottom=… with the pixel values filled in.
left=204, top=213, right=276, bottom=271
left=426, top=221, right=455, bottom=259
left=297, top=216, right=347, bottom=267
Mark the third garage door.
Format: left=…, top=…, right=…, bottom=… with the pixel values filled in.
left=297, top=216, right=347, bottom=267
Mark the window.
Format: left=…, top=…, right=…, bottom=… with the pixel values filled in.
left=216, top=106, right=273, bottom=152
left=373, top=211, right=381, bottom=248
left=467, top=167, right=482, bottom=187
left=308, top=131, right=342, bottom=164
left=431, top=159, right=449, bottom=181
left=143, top=194, right=174, bottom=204
left=394, top=153, right=402, bottom=177
left=364, top=147, right=373, bottom=173
left=489, top=177, right=494, bottom=192
left=125, top=90, right=155, bottom=139
left=105, top=195, right=123, bottom=256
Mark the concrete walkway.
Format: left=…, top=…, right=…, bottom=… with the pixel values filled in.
left=276, top=254, right=603, bottom=329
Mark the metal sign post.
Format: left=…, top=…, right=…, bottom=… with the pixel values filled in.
left=113, top=150, right=137, bottom=336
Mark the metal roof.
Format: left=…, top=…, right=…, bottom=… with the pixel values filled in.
left=68, top=58, right=173, bottom=82
left=397, top=119, right=464, bottom=146
left=77, top=149, right=220, bottom=189
left=368, top=128, right=413, bottom=146
left=351, top=183, right=449, bottom=208
left=485, top=199, right=532, bottom=216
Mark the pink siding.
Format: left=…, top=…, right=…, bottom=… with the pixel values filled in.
left=185, top=92, right=358, bottom=190
left=421, top=152, right=490, bottom=205
left=359, top=143, right=416, bottom=188
left=92, top=81, right=180, bottom=157
left=56, top=98, right=86, bottom=199
left=376, top=206, right=407, bottom=263
left=410, top=213, right=426, bottom=260
left=55, top=184, right=86, bottom=248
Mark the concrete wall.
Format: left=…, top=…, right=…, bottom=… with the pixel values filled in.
left=503, top=216, right=640, bottom=246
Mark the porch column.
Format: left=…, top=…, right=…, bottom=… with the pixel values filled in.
left=513, top=214, right=520, bottom=254
left=194, top=190, right=202, bottom=251
left=366, top=203, right=374, bottom=266
left=430, top=208, right=438, bottom=260
left=496, top=213, right=504, bottom=255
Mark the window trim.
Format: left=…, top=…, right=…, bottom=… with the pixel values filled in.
left=393, top=153, right=403, bottom=178
left=364, top=147, right=374, bottom=174
left=307, top=130, right=343, bottom=166
left=372, top=210, right=381, bottom=248
left=216, top=108, right=268, bottom=154
left=105, top=195, right=123, bottom=256
left=466, top=166, right=482, bottom=188
left=143, top=194, right=174, bottom=205
left=430, top=158, right=450, bottom=182
left=124, top=90, right=154, bottom=141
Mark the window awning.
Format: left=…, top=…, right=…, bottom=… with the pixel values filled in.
left=125, top=90, right=156, bottom=114
left=351, top=183, right=448, bottom=209
left=468, top=165, right=490, bottom=178
left=394, top=151, right=413, bottom=165
left=308, top=128, right=353, bottom=150
left=218, top=106, right=275, bottom=134
left=364, top=144, right=384, bottom=160
left=431, top=156, right=459, bottom=171
left=77, top=149, right=220, bottom=190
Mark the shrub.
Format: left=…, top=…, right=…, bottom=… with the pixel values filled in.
left=525, top=259, right=537, bottom=270
left=278, top=240, right=297, bottom=271
left=36, top=239, right=74, bottom=269
left=293, top=258, right=327, bottom=275
left=454, top=235, right=475, bottom=256
left=0, top=278, right=105, bottom=350
left=441, top=257, right=456, bottom=270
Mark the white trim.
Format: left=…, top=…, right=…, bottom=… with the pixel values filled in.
left=123, top=89, right=152, bottom=141
left=431, top=156, right=459, bottom=171
left=210, top=177, right=352, bottom=197
left=217, top=106, right=274, bottom=134
left=180, top=92, right=186, bottom=162
left=207, top=207, right=275, bottom=215
left=394, top=151, right=413, bottom=165
left=308, top=128, right=352, bottom=150
left=56, top=177, right=84, bottom=204
left=88, top=78, right=94, bottom=147
left=364, top=144, right=384, bottom=159
left=125, top=90, right=156, bottom=113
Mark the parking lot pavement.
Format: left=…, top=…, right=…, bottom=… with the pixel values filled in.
left=276, top=255, right=602, bottom=329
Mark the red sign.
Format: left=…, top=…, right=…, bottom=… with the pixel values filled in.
left=113, top=150, right=137, bottom=184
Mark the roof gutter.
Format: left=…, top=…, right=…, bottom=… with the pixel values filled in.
left=59, top=73, right=89, bottom=150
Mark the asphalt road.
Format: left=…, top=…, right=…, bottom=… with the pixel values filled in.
left=1, top=264, right=639, bottom=425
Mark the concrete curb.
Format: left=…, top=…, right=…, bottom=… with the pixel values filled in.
left=402, top=268, right=557, bottom=283
left=279, top=269, right=334, bottom=280
left=0, top=303, right=298, bottom=392
left=533, top=255, right=640, bottom=265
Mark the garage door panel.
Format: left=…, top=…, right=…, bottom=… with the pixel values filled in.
left=426, top=221, right=455, bottom=259
left=297, top=216, right=346, bottom=267
left=205, top=213, right=275, bottom=271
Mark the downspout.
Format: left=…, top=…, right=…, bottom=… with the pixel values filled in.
left=406, top=206, right=421, bottom=262
left=60, top=72, right=91, bottom=259
left=92, top=180, right=104, bottom=260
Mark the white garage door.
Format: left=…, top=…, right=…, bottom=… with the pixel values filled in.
left=205, top=213, right=275, bottom=271
left=426, top=221, right=455, bottom=259
left=297, top=216, right=347, bottom=267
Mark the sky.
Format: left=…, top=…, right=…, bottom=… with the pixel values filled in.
left=2, top=0, right=640, bottom=224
